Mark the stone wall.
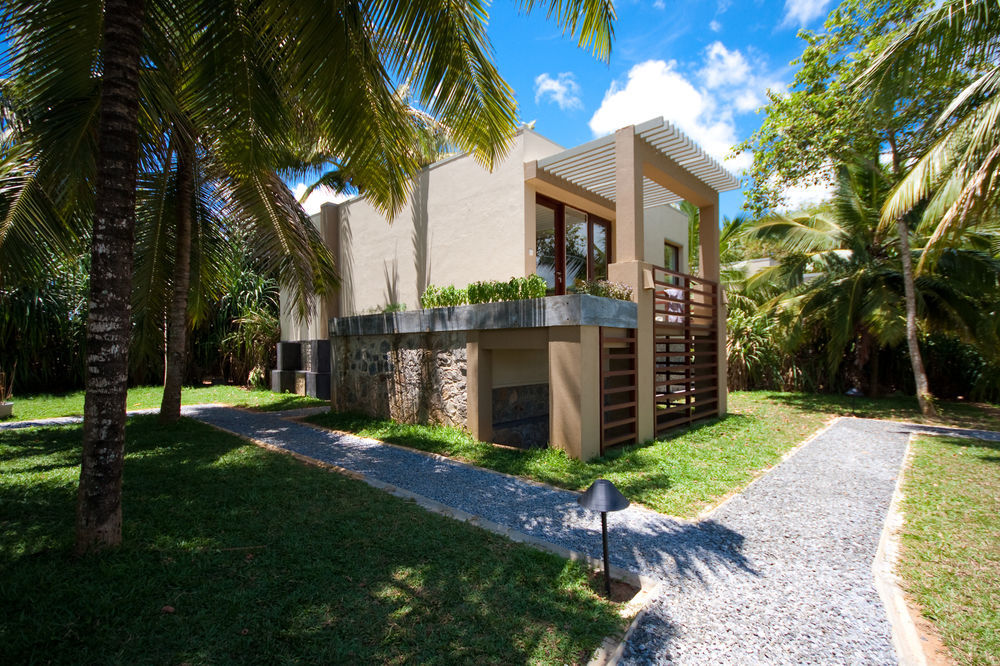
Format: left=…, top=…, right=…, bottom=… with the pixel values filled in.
left=331, top=331, right=468, bottom=428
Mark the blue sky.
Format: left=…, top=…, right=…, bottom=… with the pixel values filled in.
left=296, top=0, right=839, bottom=219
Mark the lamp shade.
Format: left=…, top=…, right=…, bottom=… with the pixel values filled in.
left=577, top=479, right=630, bottom=512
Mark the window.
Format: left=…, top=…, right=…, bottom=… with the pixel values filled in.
left=664, top=241, right=680, bottom=272
left=535, top=196, right=611, bottom=294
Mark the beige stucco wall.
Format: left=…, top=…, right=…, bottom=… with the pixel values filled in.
left=642, top=204, right=689, bottom=272
left=337, top=130, right=562, bottom=316
left=280, top=208, right=339, bottom=342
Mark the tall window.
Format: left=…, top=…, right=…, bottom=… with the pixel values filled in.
left=664, top=241, right=680, bottom=272
left=535, top=195, right=611, bottom=294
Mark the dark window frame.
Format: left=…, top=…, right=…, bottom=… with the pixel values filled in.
left=536, top=194, right=612, bottom=295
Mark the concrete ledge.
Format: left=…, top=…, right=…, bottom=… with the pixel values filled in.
left=330, top=294, right=637, bottom=337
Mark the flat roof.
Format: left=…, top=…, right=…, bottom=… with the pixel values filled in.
left=535, top=117, right=741, bottom=207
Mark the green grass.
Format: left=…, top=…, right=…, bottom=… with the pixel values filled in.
left=307, top=391, right=1000, bottom=517
left=0, top=418, right=626, bottom=665
left=741, top=390, right=1000, bottom=431
left=4, top=385, right=326, bottom=421
left=898, top=434, right=1000, bottom=666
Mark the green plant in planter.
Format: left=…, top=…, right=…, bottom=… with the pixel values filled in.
left=421, top=275, right=547, bottom=309
left=575, top=279, right=633, bottom=301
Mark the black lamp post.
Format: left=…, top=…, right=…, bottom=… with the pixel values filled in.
left=577, top=479, right=630, bottom=598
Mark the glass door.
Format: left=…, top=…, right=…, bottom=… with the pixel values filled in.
left=536, top=196, right=612, bottom=295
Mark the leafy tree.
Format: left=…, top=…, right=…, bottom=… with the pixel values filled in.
left=860, top=0, right=1000, bottom=268
left=736, top=0, right=958, bottom=216
left=735, top=0, right=975, bottom=416
left=743, top=160, right=998, bottom=396
left=2, top=0, right=617, bottom=552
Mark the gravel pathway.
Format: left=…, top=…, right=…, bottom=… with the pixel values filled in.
left=9, top=404, right=992, bottom=663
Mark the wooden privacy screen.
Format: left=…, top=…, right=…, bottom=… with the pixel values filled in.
left=651, top=265, right=721, bottom=435
left=599, top=327, right=638, bottom=453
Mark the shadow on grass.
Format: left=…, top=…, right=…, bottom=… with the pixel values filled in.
left=743, top=390, right=1000, bottom=430
left=0, top=417, right=625, bottom=665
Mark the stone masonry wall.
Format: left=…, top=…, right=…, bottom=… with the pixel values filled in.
left=331, top=331, right=468, bottom=428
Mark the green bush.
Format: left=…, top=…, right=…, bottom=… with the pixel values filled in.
left=420, top=275, right=547, bottom=309
left=575, top=279, right=633, bottom=301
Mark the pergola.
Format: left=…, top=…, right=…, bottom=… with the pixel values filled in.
left=524, top=117, right=740, bottom=446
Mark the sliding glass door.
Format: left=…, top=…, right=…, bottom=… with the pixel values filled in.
left=535, top=195, right=611, bottom=295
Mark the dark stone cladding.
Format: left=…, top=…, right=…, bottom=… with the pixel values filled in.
left=329, top=294, right=637, bottom=337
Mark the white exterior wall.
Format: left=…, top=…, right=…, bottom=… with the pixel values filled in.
left=642, top=204, right=689, bottom=273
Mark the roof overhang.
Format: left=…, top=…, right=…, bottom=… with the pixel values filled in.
left=531, top=117, right=740, bottom=209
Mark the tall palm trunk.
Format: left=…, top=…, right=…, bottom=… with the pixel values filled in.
left=895, top=217, right=937, bottom=418
left=159, top=134, right=194, bottom=423
left=76, top=0, right=146, bottom=554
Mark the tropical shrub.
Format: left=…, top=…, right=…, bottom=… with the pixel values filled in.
left=0, top=258, right=89, bottom=393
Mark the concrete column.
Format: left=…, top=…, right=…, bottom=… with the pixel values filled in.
left=698, top=200, right=728, bottom=415
left=466, top=332, right=493, bottom=442
left=614, top=126, right=644, bottom=262
left=607, top=260, right=655, bottom=443
left=548, top=326, right=601, bottom=461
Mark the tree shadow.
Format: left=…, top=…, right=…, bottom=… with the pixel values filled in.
left=1, top=416, right=625, bottom=664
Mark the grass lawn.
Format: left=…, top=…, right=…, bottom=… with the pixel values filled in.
left=307, top=391, right=999, bottom=517
left=0, top=417, right=626, bottom=665
left=4, top=385, right=326, bottom=421
left=898, top=434, right=1000, bottom=666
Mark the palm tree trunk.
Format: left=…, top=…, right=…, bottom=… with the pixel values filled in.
left=76, top=0, right=146, bottom=554
left=159, top=134, right=194, bottom=423
left=895, top=217, right=937, bottom=418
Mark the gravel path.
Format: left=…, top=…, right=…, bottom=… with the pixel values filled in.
left=8, top=404, right=992, bottom=663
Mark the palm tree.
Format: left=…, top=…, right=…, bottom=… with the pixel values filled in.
left=857, top=0, right=1000, bottom=414
left=2, top=0, right=617, bottom=552
left=744, top=160, right=995, bottom=399
left=862, top=0, right=1000, bottom=256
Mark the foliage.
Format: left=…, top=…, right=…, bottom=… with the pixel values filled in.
left=899, top=434, right=1000, bottom=665
left=0, top=417, right=625, bottom=664
left=738, top=161, right=1000, bottom=393
left=736, top=0, right=965, bottom=216
left=0, top=255, right=88, bottom=393
left=860, top=0, right=1000, bottom=269
left=420, top=275, right=548, bottom=308
left=419, top=284, right=468, bottom=308
left=575, top=278, right=633, bottom=301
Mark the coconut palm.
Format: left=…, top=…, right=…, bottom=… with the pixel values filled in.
left=2, top=0, right=617, bottom=551
left=744, top=160, right=997, bottom=397
left=862, top=0, right=1000, bottom=260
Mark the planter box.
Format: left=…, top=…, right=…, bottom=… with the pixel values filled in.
left=0, top=402, right=12, bottom=419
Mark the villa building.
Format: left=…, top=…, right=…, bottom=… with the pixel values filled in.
left=274, top=118, right=739, bottom=460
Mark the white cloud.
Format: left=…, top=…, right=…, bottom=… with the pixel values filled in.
left=700, top=42, right=750, bottom=89
left=709, top=19, right=722, bottom=32
left=534, top=72, right=582, bottom=110
left=588, top=60, right=751, bottom=173
left=653, top=0, right=666, bottom=9
left=291, top=183, right=350, bottom=216
left=780, top=0, right=831, bottom=28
